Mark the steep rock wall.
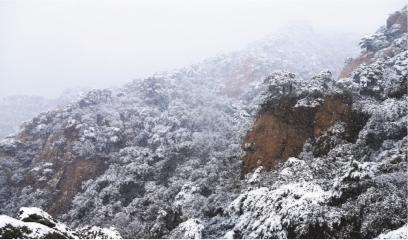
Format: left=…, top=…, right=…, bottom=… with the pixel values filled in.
left=339, top=8, right=407, bottom=78
left=242, top=94, right=358, bottom=174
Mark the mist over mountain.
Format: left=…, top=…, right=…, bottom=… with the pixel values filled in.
left=0, top=4, right=406, bottom=240
left=0, top=88, right=90, bottom=138
left=0, top=24, right=359, bottom=139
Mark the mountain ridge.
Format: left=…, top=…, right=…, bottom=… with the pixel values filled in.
left=0, top=8, right=406, bottom=239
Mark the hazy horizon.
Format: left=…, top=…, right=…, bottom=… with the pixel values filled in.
left=0, top=0, right=406, bottom=98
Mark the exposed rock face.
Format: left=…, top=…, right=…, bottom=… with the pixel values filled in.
left=14, top=121, right=109, bottom=216
left=48, top=159, right=107, bottom=215
left=339, top=52, right=374, bottom=78
left=220, top=7, right=407, bottom=239
left=339, top=7, right=407, bottom=78
left=242, top=72, right=369, bottom=174
left=0, top=24, right=359, bottom=239
left=0, top=7, right=405, bottom=240
left=243, top=94, right=355, bottom=174
left=243, top=8, right=407, bottom=175
left=209, top=25, right=360, bottom=98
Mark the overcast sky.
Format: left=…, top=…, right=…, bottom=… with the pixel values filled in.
left=0, top=0, right=406, bottom=98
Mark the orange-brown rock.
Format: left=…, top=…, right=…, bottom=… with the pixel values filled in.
left=47, top=158, right=106, bottom=215
left=242, top=95, right=353, bottom=174
left=339, top=10, right=407, bottom=79
left=17, top=128, right=107, bottom=216
left=339, top=52, right=374, bottom=78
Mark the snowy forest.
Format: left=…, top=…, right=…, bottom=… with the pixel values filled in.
left=0, top=1, right=407, bottom=239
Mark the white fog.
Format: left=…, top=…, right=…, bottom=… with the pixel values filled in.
left=0, top=0, right=405, bottom=97
left=0, top=1, right=407, bottom=239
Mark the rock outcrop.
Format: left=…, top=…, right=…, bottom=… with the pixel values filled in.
left=0, top=207, right=121, bottom=239
left=242, top=71, right=367, bottom=174
left=222, top=7, right=407, bottom=239
left=339, top=7, right=407, bottom=78
left=243, top=7, right=407, bottom=175
left=0, top=6, right=406, bottom=240
left=0, top=24, right=359, bottom=239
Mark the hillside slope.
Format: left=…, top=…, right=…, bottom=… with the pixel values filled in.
left=211, top=7, right=407, bottom=239
left=0, top=24, right=359, bottom=238
left=0, top=9, right=406, bottom=239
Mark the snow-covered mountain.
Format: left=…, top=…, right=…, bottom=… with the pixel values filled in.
left=218, top=8, right=407, bottom=238
left=0, top=25, right=358, bottom=141
left=0, top=9, right=406, bottom=239
left=184, top=24, right=360, bottom=98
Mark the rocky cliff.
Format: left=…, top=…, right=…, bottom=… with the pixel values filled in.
left=242, top=72, right=368, bottom=174
left=340, top=8, right=407, bottom=78
left=0, top=24, right=358, bottom=239
left=0, top=8, right=406, bottom=239
left=243, top=7, right=407, bottom=175
left=225, top=7, right=407, bottom=239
